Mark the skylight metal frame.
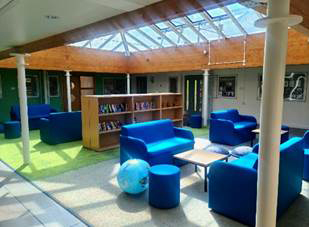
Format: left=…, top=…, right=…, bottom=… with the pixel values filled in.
left=136, top=28, right=162, bottom=48
left=164, top=21, right=192, bottom=45
left=200, top=11, right=227, bottom=39
left=98, top=33, right=117, bottom=49
left=150, top=25, right=177, bottom=46
left=120, top=32, right=130, bottom=56
left=125, top=32, right=151, bottom=50
left=221, top=6, right=247, bottom=35
left=112, top=42, right=123, bottom=52
left=182, top=17, right=208, bottom=42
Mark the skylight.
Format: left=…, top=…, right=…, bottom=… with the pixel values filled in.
left=69, top=3, right=266, bottom=54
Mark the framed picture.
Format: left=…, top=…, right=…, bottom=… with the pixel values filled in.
left=48, top=76, right=60, bottom=97
left=218, top=76, right=236, bottom=98
left=258, top=72, right=307, bottom=102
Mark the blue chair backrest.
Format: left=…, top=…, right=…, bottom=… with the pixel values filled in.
left=11, top=104, right=52, bottom=119
left=211, top=109, right=240, bottom=123
left=49, top=111, right=82, bottom=133
left=121, top=119, right=175, bottom=144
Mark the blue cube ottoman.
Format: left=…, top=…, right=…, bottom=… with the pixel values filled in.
left=4, top=121, right=21, bottom=139
left=149, top=164, right=180, bottom=209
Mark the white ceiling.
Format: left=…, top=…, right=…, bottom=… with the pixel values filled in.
left=0, top=0, right=161, bottom=51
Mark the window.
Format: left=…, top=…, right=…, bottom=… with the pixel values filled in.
left=48, top=76, right=60, bottom=97
left=218, top=76, right=236, bottom=98
left=80, top=76, right=95, bottom=96
left=26, top=75, right=39, bottom=97
left=0, top=74, right=2, bottom=98
left=258, top=73, right=307, bottom=101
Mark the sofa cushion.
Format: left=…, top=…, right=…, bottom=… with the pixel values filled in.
left=147, top=137, right=194, bottom=157
left=234, top=121, right=257, bottom=130
left=121, top=120, right=175, bottom=144
left=29, top=114, right=50, bottom=120
left=211, top=109, right=240, bottom=123
left=230, top=152, right=258, bottom=169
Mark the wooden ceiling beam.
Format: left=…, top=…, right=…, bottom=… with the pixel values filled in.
left=0, top=0, right=241, bottom=60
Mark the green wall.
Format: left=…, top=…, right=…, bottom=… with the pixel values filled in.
left=0, top=68, right=64, bottom=123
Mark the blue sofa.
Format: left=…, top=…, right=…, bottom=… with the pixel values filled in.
left=11, top=104, right=57, bottom=130
left=209, top=109, right=257, bottom=146
left=40, top=112, right=82, bottom=145
left=120, top=119, right=195, bottom=166
left=302, top=131, right=309, bottom=181
left=208, top=137, right=304, bottom=226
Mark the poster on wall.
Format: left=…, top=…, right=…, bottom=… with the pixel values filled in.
left=218, top=76, right=236, bottom=98
left=258, top=72, right=307, bottom=101
left=26, top=75, right=39, bottom=97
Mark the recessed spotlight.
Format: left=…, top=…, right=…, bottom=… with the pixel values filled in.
left=45, top=15, right=59, bottom=20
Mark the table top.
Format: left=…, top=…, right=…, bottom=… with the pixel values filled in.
left=173, top=150, right=229, bottom=167
left=252, top=128, right=288, bottom=135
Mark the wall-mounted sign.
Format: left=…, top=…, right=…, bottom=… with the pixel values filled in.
left=218, top=76, right=236, bottom=98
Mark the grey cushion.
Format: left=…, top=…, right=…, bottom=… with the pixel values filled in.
left=231, top=146, right=252, bottom=157
left=205, top=145, right=230, bottom=155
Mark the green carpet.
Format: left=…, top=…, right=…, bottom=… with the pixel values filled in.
left=0, top=127, right=208, bottom=180
left=0, top=130, right=119, bottom=180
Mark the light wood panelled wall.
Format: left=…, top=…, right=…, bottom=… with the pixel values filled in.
left=0, top=46, right=127, bottom=73
left=0, top=30, right=309, bottom=74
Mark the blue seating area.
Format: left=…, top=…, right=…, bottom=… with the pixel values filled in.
left=40, top=111, right=82, bottom=145
left=302, top=131, right=309, bottom=181
left=120, top=119, right=194, bottom=166
left=10, top=104, right=57, bottom=130
left=209, top=109, right=257, bottom=146
left=208, top=137, right=304, bottom=226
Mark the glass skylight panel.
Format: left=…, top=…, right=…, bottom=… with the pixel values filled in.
left=102, top=33, right=122, bottom=51
left=199, top=22, right=221, bottom=41
left=214, top=18, right=243, bottom=37
left=128, top=45, right=138, bottom=52
left=90, top=35, right=113, bottom=49
left=164, top=30, right=183, bottom=46
left=127, top=30, right=159, bottom=49
left=187, top=13, right=204, bottom=23
left=182, top=27, right=198, bottom=43
left=170, top=18, right=185, bottom=27
left=226, top=3, right=265, bottom=34
left=207, top=8, right=227, bottom=19
left=155, top=21, right=169, bottom=30
left=139, top=26, right=163, bottom=46
left=124, top=34, right=148, bottom=51
left=114, top=43, right=125, bottom=52
left=69, top=40, right=89, bottom=47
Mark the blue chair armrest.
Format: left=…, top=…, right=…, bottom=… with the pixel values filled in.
left=208, top=161, right=258, bottom=226
left=174, top=127, right=194, bottom=140
left=239, top=114, right=257, bottom=123
left=303, top=130, right=309, bottom=149
left=50, top=108, right=58, bottom=113
left=40, top=118, right=51, bottom=142
left=120, top=135, right=149, bottom=162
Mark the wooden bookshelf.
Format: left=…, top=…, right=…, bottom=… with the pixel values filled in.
left=81, top=93, right=183, bottom=151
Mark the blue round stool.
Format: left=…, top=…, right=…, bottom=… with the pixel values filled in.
left=189, top=114, right=202, bottom=128
left=149, top=164, right=180, bottom=209
left=4, top=121, right=21, bottom=139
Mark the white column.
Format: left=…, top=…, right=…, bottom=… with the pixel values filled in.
left=43, top=71, right=49, bottom=104
left=12, top=54, right=30, bottom=164
left=65, top=70, right=72, bottom=112
left=254, top=1, right=302, bottom=226
left=202, top=69, right=209, bottom=127
left=127, top=73, right=130, bottom=94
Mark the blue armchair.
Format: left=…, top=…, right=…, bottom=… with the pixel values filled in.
left=40, top=111, right=82, bottom=145
left=120, top=119, right=194, bottom=166
left=209, top=109, right=257, bottom=146
left=208, top=137, right=304, bottom=226
left=302, top=131, right=309, bottom=181
left=10, top=104, right=57, bottom=130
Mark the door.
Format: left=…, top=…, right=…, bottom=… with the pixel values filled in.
left=62, top=75, right=81, bottom=111
left=169, top=77, right=178, bottom=93
left=136, top=77, right=147, bottom=93
left=184, top=75, right=203, bottom=115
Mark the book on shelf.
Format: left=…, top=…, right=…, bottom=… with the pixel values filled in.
left=99, top=120, right=125, bottom=132
left=99, top=103, right=128, bottom=114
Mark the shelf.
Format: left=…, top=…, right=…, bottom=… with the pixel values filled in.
left=99, top=128, right=121, bottom=134
left=99, top=111, right=132, bottom=116
left=162, top=106, right=183, bottom=110
left=172, top=119, right=183, bottom=122
left=134, top=108, right=160, bottom=113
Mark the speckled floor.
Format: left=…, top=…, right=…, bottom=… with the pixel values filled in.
left=32, top=138, right=309, bottom=227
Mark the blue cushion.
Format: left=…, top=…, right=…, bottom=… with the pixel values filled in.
left=147, top=137, right=194, bottom=157
left=234, top=121, right=257, bottom=130
left=205, top=145, right=230, bottom=155
left=122, top=120, right=175, bottom=144
left=231, top=146, right=253, bottom=157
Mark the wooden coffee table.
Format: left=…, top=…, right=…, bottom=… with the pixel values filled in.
left=173, top=150, right=229, bottom=192
left=251, top=128, right=288, bottom=146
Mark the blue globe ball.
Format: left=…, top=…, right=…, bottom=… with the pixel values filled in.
left=117, top=159, right=150, bottom=194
